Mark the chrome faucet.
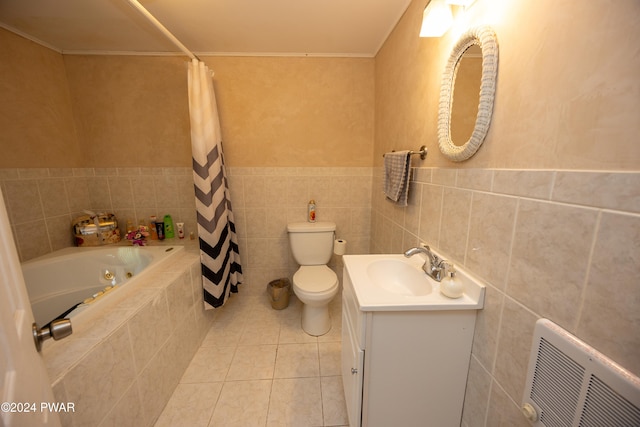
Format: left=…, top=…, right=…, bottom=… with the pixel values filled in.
left=404, top=245, right=446, bottom=282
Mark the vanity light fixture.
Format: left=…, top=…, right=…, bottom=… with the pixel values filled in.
left=419, top=0, right=453, bottom=38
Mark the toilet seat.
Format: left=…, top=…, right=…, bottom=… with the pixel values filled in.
left=293, top=265, right=338, bottom=293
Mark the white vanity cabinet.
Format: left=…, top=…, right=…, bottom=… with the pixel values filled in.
left=341, top=255, right=485, bottom=427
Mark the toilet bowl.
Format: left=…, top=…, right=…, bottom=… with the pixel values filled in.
left=287, top=221, right=339, bottom=336
left=292, top=265, right=339, bottom=336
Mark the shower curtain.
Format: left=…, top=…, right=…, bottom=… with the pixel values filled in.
left=187, top=59, right=243, bottom=309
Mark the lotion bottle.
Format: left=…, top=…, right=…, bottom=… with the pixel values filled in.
left=308, top=200, right=316, bottom=223
left=439, top=262, right=464, bottom=299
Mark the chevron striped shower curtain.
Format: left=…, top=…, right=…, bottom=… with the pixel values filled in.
left=187, top=59, right=243, bottom=309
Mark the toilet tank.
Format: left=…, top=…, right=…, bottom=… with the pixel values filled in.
left=287, top=221, right=336, bottom=265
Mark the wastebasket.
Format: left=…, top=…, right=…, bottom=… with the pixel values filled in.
left=267, top=278, right=291, bottom=310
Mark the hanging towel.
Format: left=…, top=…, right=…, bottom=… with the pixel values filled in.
left=188, top=59, right=243, bottom=309
left=383, top=150, right=411, bottom=207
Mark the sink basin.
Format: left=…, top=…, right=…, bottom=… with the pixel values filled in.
left=343, top=253, right=485, bottom=311
left=366, top=260, right=432, bottom=296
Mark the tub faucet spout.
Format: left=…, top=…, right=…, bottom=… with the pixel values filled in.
left=404, top=245, right=445, bottom=282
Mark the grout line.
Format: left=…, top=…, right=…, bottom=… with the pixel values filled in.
left=502, top=197, right=520, bottom=294
left=573, top=209, right=602, bottom=333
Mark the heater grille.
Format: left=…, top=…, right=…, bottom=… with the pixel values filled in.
left=522, top=319, right=640, bottom=427
left=579, top=375, right=640, bottom=426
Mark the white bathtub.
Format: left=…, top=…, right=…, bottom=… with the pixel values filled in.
left=22, top=245, right=183, bottom=326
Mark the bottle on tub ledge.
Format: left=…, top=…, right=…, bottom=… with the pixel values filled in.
left=155, top=219, right=165, bottom=240
left=308, top=199, right=316, bottom=223
left=163, top=214, right=175, bottom=239
left=149, top=215, right=158, bottom=240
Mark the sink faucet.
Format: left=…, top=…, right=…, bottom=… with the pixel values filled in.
left=404, top=245, right=446, bottom=282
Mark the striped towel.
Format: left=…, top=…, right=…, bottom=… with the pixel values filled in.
left=383, top=151, right=411, bottom=207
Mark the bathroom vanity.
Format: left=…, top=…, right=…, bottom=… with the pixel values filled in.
left=341, top=254, right=485, bottom=427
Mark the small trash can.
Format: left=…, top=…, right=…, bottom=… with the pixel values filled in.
left=267, top=278, right=291, bottom=310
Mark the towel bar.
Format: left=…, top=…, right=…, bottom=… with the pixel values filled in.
left=383, top=145, right=427, bottom=160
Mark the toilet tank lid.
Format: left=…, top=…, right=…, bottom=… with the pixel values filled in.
left=287, top=221, right=336, bottom=233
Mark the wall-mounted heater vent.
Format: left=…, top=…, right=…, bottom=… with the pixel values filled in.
left=521, top=319, right=640, bottom=427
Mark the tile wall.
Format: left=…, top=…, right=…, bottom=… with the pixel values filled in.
left=370, top=167, right=640, bottom=427
left=0, top=167, right=198, bottom=262
left=43, top=245, right=213, bottom=426
left=0, top=166, right=374, bottom=278
left=227, top=167, right=373, bottom=293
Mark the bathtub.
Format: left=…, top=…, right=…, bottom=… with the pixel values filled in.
left=22, top=245, right=183, bottom=326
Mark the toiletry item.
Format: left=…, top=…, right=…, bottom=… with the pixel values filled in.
left=189, top=231, right=195, bottom=240
left=308, top=200, right=316, bottom=223
left=163, top=214, right=174, bottom=239
left=176, top=222, right=185, bottom=239
left=126, top=219, right=134, bottom=233
left=72, top=213, right=120, bottom=246
left=149, top=216, right=158, bottom=240
left=440, top=262, right=463, bottom=299
left=155, top=221, right=165, bottom=240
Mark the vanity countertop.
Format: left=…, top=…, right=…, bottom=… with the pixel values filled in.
left=343, top=254, right=485, bottom=311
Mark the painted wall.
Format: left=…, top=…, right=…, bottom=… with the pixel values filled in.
left=205, top=56, right=374, bottom=167
left=0, top=27, right=374, bottom=169
left=0, top=30, right=84, bottom=167
left=375, top=0, right=640, bottom=170
left=63, top=55, right=192, bottom=168
left=372, top=0, right=640, bottom=426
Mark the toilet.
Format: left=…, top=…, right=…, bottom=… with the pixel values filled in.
left=287, top=221, right=339, bottom=336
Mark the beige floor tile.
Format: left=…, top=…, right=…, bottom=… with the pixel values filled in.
left=208, top=380, right=272, bottom=427
left=201, top=319, right=245, bottom=347
left=156, top=292, right=349, bottom=427
left=317, top=320, right=342, bottom=343
left=319, top=341, right=342, bottom=377
left=155, top=383, right=222, bottom=427
left=239, top=317, right=281, bottom=345
left=279, top=315, right=318, bottom=344
left=226, top=345, right=277, bottom=380
left=181, top=345, right=236, bottom=383
left=267, top=377, right=323, bottom=427
left=321, top=376, right=349, bottom=426
left=274, top=343, right=320, bottom=379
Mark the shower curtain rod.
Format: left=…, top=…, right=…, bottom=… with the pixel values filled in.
left=124, top=0, right=200, bottom=61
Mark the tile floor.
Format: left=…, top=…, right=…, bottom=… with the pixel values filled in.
left=155, top=291, right=349, bottom=427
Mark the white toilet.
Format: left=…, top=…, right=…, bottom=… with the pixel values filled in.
left=287, top=221, right=339, bottom=336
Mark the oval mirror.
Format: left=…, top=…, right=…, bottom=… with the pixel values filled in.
left=437, top=26, right=498, bottom=161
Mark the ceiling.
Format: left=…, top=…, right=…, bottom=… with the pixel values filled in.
left=0, top=0, right=413, bottom=57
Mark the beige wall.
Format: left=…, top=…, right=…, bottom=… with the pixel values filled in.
left=0, top=30, right=84, bottom=168
left=373, top=1, right=640, bottom=425
left=0, top=28, right=374, bottom=169
left=376, top=0, right=640, bottom=170
left=205, top=56, right=374, bottom=167
left=63, top=55, right=192, bottom=168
